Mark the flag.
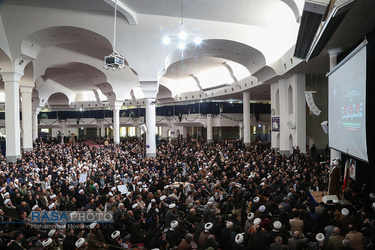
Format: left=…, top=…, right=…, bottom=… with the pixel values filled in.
left=342, top=159, right=350, bottom=192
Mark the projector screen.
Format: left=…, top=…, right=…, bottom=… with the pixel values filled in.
left=328, top=43, right=368, bottom=162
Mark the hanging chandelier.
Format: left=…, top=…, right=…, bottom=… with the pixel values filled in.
left=104, top=0, right=125, bottom=70
left=162, top=0, right=201, bottom=57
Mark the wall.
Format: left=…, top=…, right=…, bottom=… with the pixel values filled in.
left=51, top=127, right=79, bottom=138
left=305, top=74, right=329, bottom=152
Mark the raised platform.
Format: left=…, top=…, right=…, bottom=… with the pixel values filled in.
left=309, top=190, right=350, bottom=206
left=310, top=191, right=327, bottom=204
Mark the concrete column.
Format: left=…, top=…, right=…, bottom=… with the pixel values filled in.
left=61, top=119, right=67, bottom=144
left=3, top=72, right=23, bottom=162
left=101, top=122, right=106, bottom=138
left=61, top=120, right=67, bottom=136
left=137, top=124, right=142, bottom=139
left=243, top=91, right=251, bottom=146
left=294, top=74, right=307, bottom=153
left=218, top=127, right=223, bottom=140
left=278, top=74, right=306, bottom=156
left=145, top=98, right=156, bottom=157
left=97, top=127, right=100, bottom=138
left=20, top=86, right=33, bottom=151
left=207, top=114, right=213, bottom=143
left=279, top=79, right=289, bottom=155
left=83, top=127, right=87, bottom=138
left=270, top=82, right=283, bottom=151
left=112, top=102, right=122, bottom=144
left=162, top=126, right=169, bottom=139
left=181, top=126, right=187, bottom=140
left=169, top=123, right=176, bottom=140
left=262, top=125, right=266, bottom=142
left=239, top=125, right=243, bottom=140
left=32, top=108, right=41, bottom=142
left=197, top=126, right=202, bottom=139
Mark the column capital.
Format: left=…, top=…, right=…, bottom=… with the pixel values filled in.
left=145, top=98, right=156, bottom=105
left=1, top=71, right=24, bottom=83
left=243, top=91, right=251, bottom=146
left=110, top=101, right=123, bottom=110
left=140, top=81, right=158, bottom=99
left=327, top=48, right=344, bottom=56
left=20, top=86, right=34, bottom=94
left=32, top=107, right=42, bottom=114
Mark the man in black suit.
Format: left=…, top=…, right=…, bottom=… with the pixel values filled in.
left=270, top=236, right=287, bottom=250
left=249, top=225, right=270, bottom=250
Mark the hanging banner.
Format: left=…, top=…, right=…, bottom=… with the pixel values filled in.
left=272, top=116, right=280, bottom=132
left=305, top=91, right=321, bottom=116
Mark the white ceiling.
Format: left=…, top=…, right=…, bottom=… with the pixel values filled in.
left=0, top=0, right=374, bottom=108
left=122, top=0, right=302, bottom=26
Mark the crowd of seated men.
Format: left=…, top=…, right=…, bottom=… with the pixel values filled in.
left=0, top=138, right=374, bottom=250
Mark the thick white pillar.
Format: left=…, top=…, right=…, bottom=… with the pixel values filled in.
left=197, top=126, right=202, bottom=139
left=137, top=124, right=142, bottom=139
left=20, top=86, right=33, bottom=151
left=207, top=114, right=213, bottom=143
left=3, top=72, right=22, bottom=162
left=145, top=98, right=156, bottom=157
left=181, top=126, right=187, bottom=140
left=61, top=119, right=67, bottom=144
left=270, top=82, right=279, bottom=150
left=328, top=48, right=343, bottom=71
left=279, top=79, right=289, bottom=155
left=32, top=108, right=40, bottom=142
left=294, top=74, right=306, bottom=153
left=262, top=125, right=266, bottom=142
left=218, top=127, right=223, bottom=140
left=243, top=91, right=251, bottom=146
left=101, top=122, right=106, bottom=138
left=278, top=74, right=306, bottom=156
left=162, top=126, right=169, bottom=139
left=170, top=123, right=177, bottom=140
left=112, top=102, right=122, bottom=144
left=61, top=120, right=67, bottom=136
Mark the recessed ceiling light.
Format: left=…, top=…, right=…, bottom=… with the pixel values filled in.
left=178, top=43, right=185, bottom=50
left=194, top=37, right=202, bottom=45
left=178, top=30, right=187, bottom=40
left=162, top=36, right=170, bottom=45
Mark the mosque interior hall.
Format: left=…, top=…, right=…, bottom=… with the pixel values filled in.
left=0, top=0, right=375, bottom=185
left=2, top=2, right=375, bottom=249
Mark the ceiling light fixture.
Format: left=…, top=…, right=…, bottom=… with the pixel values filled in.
left=104, top=0, right=125, bottom=70
left=162, top=0, right=201, bottom=57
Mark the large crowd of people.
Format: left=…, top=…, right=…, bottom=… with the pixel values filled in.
left=0, top=138, right=374, bottom=250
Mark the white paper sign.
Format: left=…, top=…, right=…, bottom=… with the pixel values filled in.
left=79, top=173, right=87, bottom=183
left=117, top=185, right=128, bottom=194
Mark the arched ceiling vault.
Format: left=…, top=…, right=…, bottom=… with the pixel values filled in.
left=1, top=0, right=372, bottom=106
